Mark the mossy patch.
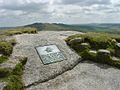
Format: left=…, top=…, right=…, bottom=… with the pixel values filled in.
left=0, top=56, right=8, bottom=64
left=0, top=42, right=13, bottom=56
left=0, top=68, right=11, bottom=78
left=1, top=58, right=27, bottom=90
left=66, top=32, right=120, bottom=68
left=8, top=39, right=16, bottom=46
left=0, top=27, right=37, bottom=36
left=3, top=75, right=24, bottom=90
left=80, top=49, right=97, bottom=61
left=66, top=32, right=120, bottom=49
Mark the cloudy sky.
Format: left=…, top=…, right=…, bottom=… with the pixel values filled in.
left=0, top=0, right=120, bottom=27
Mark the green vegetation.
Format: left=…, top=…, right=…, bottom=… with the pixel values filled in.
left=25, top=23, right=71, bottom=31
left=0, top=68, right=11, bottom=78
left=0, top=27, right=37, bottom=36
left=8, top=39, right=16, bottom=46
left=0, top=56, right=8, bottom=64
left=2, top=57, right=27, bottom=90
left=0, top=41, right=13, bottom=56
left=66, top=32, right=120, bottom=50
left=1, top=23, right=120, bottom=34
left=0, top=27, right=37, bottom=57
left=0, top=26, right=36, bottom=61
left=66, top=32, right=120, bottom=68
left=80, top=50, right=97, bottom=61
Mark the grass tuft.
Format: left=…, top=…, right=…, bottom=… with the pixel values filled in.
left=3, top=58, right=27, bottom=90
left=66, top=32, right=120, bottom=68
left=0, top=41, right=13, bottom=56
left=0, top=56, right=8, bottom=64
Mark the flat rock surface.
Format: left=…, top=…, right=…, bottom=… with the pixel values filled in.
left=12, top=31, right=82, bottom=87
left=27, top=61, right=120, bottom=90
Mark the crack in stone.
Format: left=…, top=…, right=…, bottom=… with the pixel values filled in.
left=25, top=58, right=83, bottom=89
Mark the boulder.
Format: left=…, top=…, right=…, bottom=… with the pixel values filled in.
left=89, top=50, right=97, bottom=54
left=111, top=57, right=120, bottom=62
left=116, top=43, right=120, bottom=49
left=69, top=37, right=83, bottom=45
left=79, top=43, right=90, bottom=51
left=111, top=39, right=117, bottom=43
left=98, top=49, right=110, bottom=55
left=0, top=54, right=2, bottom=57
left=87, top=50, right=97, bottom=61
left=115, top=43, right=120, bottom=57
left=97, top=49, right=111, bottom=63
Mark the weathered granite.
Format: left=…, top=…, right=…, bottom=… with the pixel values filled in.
left=26, top=61, right=120, bottom=90
left=12, top=31, right=82, bottom=87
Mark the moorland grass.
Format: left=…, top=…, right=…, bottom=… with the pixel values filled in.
left=0, top=41, right=13, bottom=56
left=3, top=57, right=27, bottom=90
left=66, top=32, right=120, bottom=68
left=0, top=56, right=8, bottom=64
left=0, top=27, right=37, bottom=36
left=65, top=32, right=120, bottom=50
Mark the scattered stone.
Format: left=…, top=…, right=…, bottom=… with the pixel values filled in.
left=111, top=57, right=120, bottom=62
left=0, top=82, right=7, bottom=90
left=81, top=43, right=89, bottom=46
left=115, top=43, right=120, bottom=57
left=116, top=43, right=120, bottom=49
left=89, top=50, right=97, bottom=54
left=79, top=43, right=90, bottom=51
left=97, top=49, right=111, bottom=62
left=111, top=39, right=117, bottom=43
left=98, top=49, right=110, bottom=55
left=0, top=54, right=2, bottom=57
left=69, top=37, right=83, bottom=45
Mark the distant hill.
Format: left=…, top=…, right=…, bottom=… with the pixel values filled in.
left=24, top=23, right=120, bottom=34
left=0, top=27, right=15, bottom=30
left=1, top=23, right=120, bottom=34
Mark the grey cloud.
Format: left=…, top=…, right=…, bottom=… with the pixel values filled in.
left=0, top=0, right=120, bottom=27
left=60, top=0, right=111, bottom=6
left=0, top=1, right=47, bottom=12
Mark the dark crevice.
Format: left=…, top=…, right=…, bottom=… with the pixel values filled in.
left=25, top=58, right=83, bottom=89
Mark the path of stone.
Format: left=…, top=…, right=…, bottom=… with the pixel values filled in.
left=12, top=31, right=120, bottom=90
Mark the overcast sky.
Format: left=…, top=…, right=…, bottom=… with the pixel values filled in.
left=0, top=0, right=120, bottom=27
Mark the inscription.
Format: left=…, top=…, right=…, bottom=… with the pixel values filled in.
left=36, top=45, right=66, bottom=64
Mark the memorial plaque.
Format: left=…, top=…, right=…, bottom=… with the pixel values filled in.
left=35, top=45, right=66, bottom=65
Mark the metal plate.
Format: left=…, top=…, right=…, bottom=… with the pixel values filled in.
left=35, top=45, right=66, bottom=65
